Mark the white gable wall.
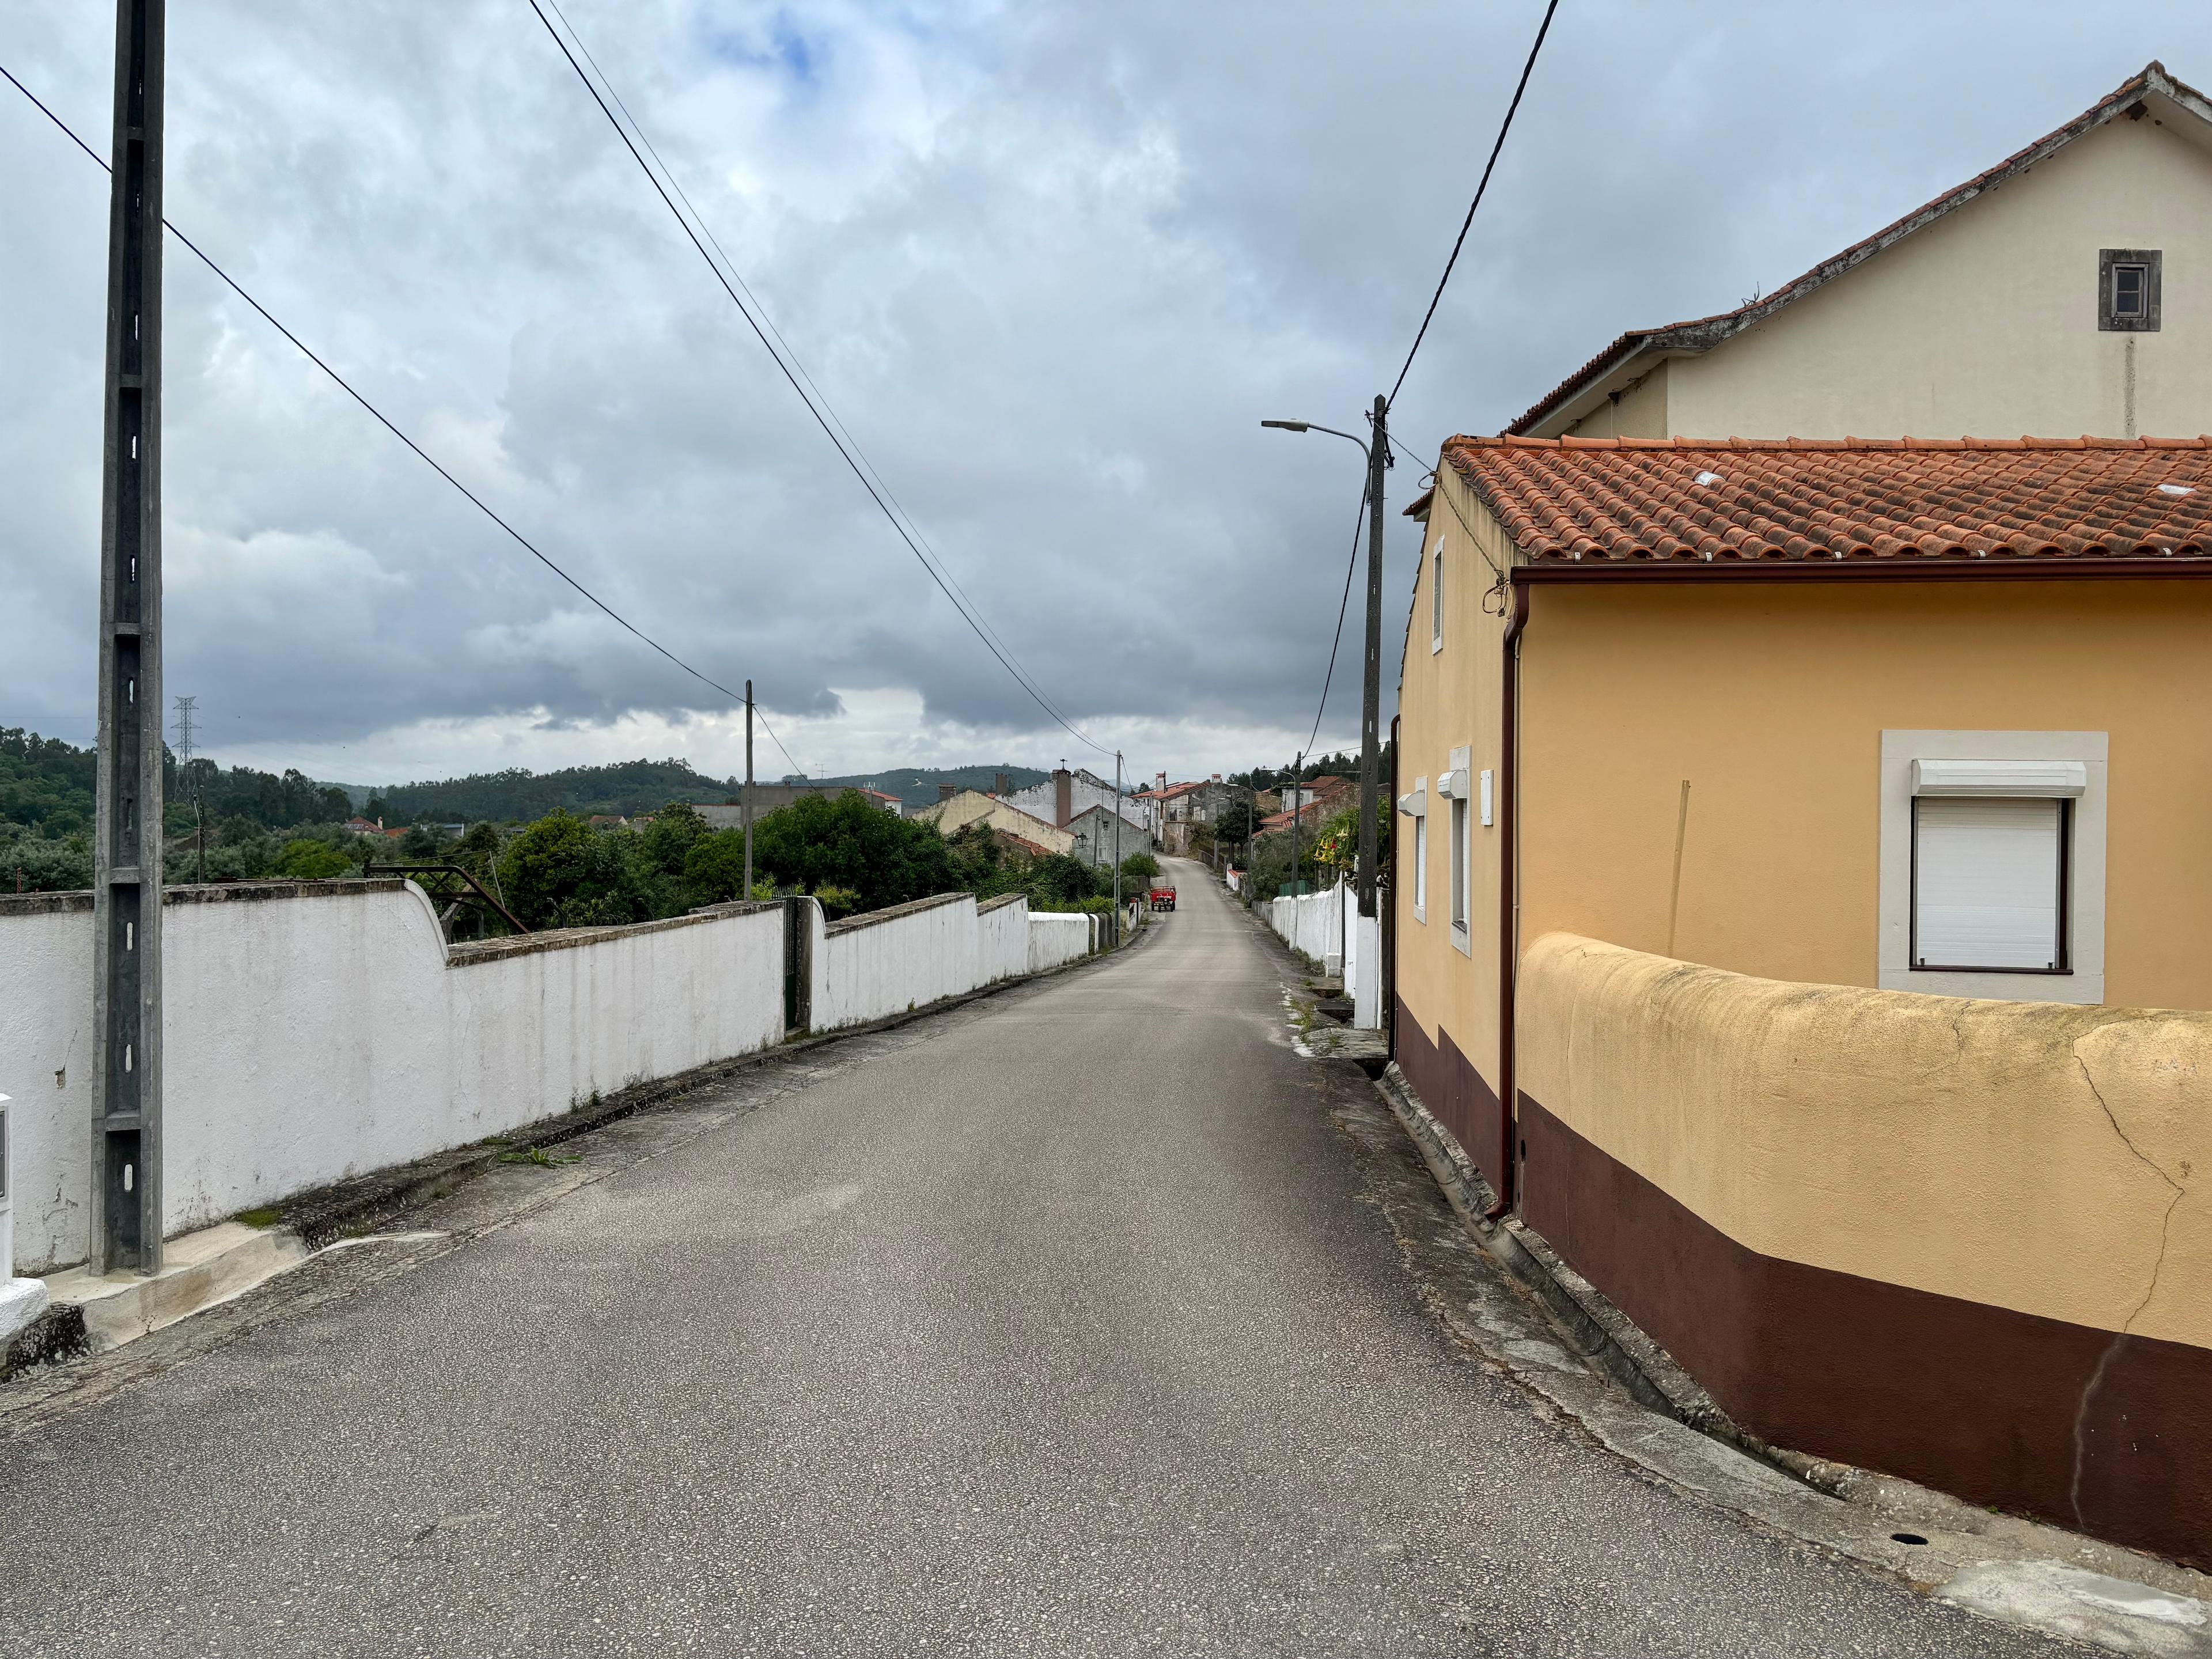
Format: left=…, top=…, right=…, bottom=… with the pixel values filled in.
left=1664, top=113, right=2212, bottom=440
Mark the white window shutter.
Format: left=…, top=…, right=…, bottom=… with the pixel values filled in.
left=1914, top=797, right=2063, bottom=971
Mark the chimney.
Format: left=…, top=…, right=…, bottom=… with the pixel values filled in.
left=1211, top=772, right=1221, bottom=782
left=938, top=782, right=957, bottom=803
left=1053, top=767, right=1072, bottom=827
left=994, top=772, right=1010, bottom=797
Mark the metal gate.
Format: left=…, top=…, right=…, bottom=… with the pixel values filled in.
left=782, top=896, right=810, bottom=1036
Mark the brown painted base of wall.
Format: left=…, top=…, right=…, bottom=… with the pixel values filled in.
left=1519, top=1093, right=2212, bottom=1570
left=1394, top=994, right=1509, bottom=1199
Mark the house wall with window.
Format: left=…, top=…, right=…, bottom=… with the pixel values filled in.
left=1665, top=113, right=2212, bottom=441
left=1392, top=465, right=1513, bottom=1178
left=1515, top=575, right=2212, bottom=1012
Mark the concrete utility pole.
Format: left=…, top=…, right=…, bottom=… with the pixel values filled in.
left=1112, top=751, right=1123, bottom=944
left=1260, top=402, right=1391, bottom=916
left=174, top=695, right=202, bottom=884
left=1357, top=393, right=1389, bottom=919
left=743, top=680, right=754, bottom=900
left=1289, top=751, right=1303, bottom=897
left=92, top=0, right=166, bottom=1276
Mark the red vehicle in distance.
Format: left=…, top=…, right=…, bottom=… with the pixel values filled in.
left=1147, top=881, right=1177, bottom=912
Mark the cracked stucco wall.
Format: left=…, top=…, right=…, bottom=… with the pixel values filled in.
left=1517, top=931, right=2206, bottom=1349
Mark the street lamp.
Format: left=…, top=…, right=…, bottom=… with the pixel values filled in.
left=1262, top=398, right=1391, bottom=920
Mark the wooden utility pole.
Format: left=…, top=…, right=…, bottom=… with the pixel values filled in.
left=91, top=0, right=166, bottom=1275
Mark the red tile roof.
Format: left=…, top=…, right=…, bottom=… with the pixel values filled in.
left=1442, top=434, right=2212, bottom=565
left=1507, top=62, right=2211, bottom=436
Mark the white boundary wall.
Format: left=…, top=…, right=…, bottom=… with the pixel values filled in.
left=3, top=881, right=1124, bottom=1273
left=809, top=893, right=979, bottom=1032
left=0, top=881, right=784, bottom=1275
left=978, top=895, right=1031, bottom=986
left=1268, top=880, right=1347, bottom=975
left=1027, top=913, right=1094, bottom=975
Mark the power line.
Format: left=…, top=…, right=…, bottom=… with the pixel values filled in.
left=1304, top=480, right=1369, bottom=755
left=0, top=58, right=804, bottom=782
left=522, top=0, right=1115, bottom=762
left=533, top=0, right=1061, bottom=751
left=1387, top=0, right=1560, bottom=408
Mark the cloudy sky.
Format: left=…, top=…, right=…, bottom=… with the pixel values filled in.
left=1, top=3, right=2201, bottom=788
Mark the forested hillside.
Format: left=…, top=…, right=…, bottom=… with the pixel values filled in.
left=371, top=759, right=738, bottom=824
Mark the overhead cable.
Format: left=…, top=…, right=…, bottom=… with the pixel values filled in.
left=0, top=58, right=805, bottom=782
left=535, top=0, right=1056, bottom=744
left=1304, top=480, right=1370, bottom=756
left=1387, top=0, right=1560, bottom=408
left=523, top=0, right=1116, bottom=761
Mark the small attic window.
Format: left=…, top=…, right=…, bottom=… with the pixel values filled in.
left=2100, top=249, right=2161, bottom=332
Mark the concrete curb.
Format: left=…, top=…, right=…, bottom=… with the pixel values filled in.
left=1368, top=1060, right=1857, bottom=1496
left=0, top=1302, right=88, bottom=1383
left=1330, top=1059, right=2212, bottom=1657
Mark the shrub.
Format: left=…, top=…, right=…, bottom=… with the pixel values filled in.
left=812, top=884, right=863, bottom=919
left=683, top=829, right=775, bottom=904
left=276, top=839, right=353, bottom=880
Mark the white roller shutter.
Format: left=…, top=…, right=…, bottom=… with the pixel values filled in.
left=1913, top=797, right=2064, bottom=971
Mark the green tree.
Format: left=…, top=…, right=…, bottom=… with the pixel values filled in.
left=1024, top=852, right=1109, bottom=911
left=1118, top=850, right=1160, bottom=887
left=682, top=828, right=775, bottom=905
left=748, top=792, right=955, bottom=913
left=498, top=810, right=652, bottom=929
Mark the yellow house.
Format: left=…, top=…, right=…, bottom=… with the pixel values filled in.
left=1391, top=65, right=2212, bottom=1570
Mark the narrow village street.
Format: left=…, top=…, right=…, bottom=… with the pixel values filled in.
left=0, top=862, right=2071, bottom=1658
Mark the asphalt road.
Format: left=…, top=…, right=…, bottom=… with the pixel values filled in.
left=0, top=861, right=2072, bottom=1657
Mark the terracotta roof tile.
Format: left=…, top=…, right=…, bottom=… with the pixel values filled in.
left=1440, top=435, right=2212, bottom=565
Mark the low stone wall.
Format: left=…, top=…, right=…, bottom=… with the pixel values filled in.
left=1515, top=930, right=2212, bottom=1569
left=0, top=882, right=784, bottom=1274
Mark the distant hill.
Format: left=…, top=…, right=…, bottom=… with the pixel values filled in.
left=810, top=766, right=1051, bottom=810
left=374, top=759, right=739, bottom=824
left=370, top=760, right=1052, bottom=821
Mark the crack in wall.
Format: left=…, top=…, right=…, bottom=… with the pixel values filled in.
left=2067, top=1045, right=2188, bottom=1528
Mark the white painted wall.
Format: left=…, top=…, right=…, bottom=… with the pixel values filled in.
left=1268, top=881, right=1348, bottom=976
left=1027, top=914, right=1093, bottom=975
left=0, top=883, right=786, bottom=1275
left=809, top=894, right=983, bottom=1033
left=978, top=896, right=1031, bottom=985
left=1346, top=911, right=1383, bottom=1029
left=1662, top=115, right=2212, bottom=441
left=3, top=878, right=1132, bottom=1274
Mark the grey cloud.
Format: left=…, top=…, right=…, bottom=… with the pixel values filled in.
left=1, top=1, right=2203, bottom=778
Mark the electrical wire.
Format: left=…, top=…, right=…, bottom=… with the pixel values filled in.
left=1304, top=480, right=1370, bottom=756
left=0, top=58, right=805, bottom=782
left=523, top=0, right=1116, bottom=762
left=1387, top=0, right=1560, bottom=408
left=533, top=0, right=1055, bottom=749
